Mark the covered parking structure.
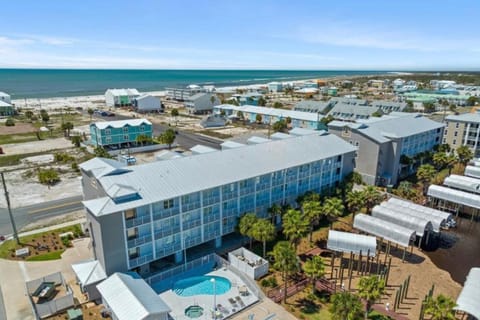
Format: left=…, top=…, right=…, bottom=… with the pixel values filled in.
left=465, top=165, right=480, bottom=179
left=455, top=267, right=480, bottom=319
left=427, top=184, right=480, bottom=220
left=444, top=174, right=480, bottom=194
left=372, top=205, right=434, bottom=248
left=353, top=214, right=415, bottom=262
left=327, top=230, right=376, bottom=257
left=386, top=197, right=453, bottom=231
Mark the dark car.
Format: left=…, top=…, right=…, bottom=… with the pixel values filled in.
left=101, top=111, right=115, bottom=117
left=0, top=235, right=5, bottom=241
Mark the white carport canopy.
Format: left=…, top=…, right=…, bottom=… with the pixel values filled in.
left=387, top=198, right=452, bottom=232
left=455, top=267, right=480, bottom=319
left=327, top=230, right=376, bottom=257
left=353, top=214, right=415, bottom=247
left=428, top=184, right=480, bottom=210
left=372, top=205, right=433, bottom=237
left=444, top=174, right=480, bottom=194
left=465, top=165, right=480, bottom=179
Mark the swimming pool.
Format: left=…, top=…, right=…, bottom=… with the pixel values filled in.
left=174, top=276, right=231, bottom=296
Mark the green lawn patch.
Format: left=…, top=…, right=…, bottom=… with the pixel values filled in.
left=197, top=130, right=233, bottom=139
left=0, top=224, right=82, bottom=260
left=26, top=250, right=65, bottom=261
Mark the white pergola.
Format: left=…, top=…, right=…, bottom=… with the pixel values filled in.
left=455, top=267, right=480, bottom=319
left=353, top=214, right=415, bottom=248
left=327, top=230, right=377, bottom=257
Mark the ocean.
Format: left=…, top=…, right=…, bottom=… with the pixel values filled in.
left=0, top=69, right=385, bottom=99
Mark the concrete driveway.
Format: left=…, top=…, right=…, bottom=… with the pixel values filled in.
left=0, top=238, right=92, bottom=320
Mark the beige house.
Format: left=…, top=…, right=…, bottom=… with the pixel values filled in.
left=444, top=112, right=480, bottom=157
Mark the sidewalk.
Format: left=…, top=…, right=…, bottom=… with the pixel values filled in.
left=4, top=218, right=86, bottom=241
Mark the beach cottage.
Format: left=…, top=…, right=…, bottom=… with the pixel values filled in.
left=184, top=92, right=220, bottom=114
left=132, top=94, right=163, bottom=113
left=105, top=89, right=140, bottom=107
left=90, top=119, right=153, bottom=148
left=0, top=92, right=11, bottom=104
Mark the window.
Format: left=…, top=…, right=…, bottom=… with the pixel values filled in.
left=456, top=123, right=459, bottom=129
left=105, top=129, right=111, bottom=135
left=124, top=134, right=129, bottom=140
left=127, top=228, right=137, bottom=240
left=128, top=247, right=139, bottom=259
left=336, top=167, right=341, bottom=175
left=454, top=131, right=458, bottom=137
left=444, top=129, right=448, bottom=135
left=355, top=141, right=359, bottom=146
left=125, top=209, right=136, bottom=220
left=337, top=155, right=342, bottom=162
left=140, top=125, right=145, bottom=131
left=163, top=199, right=174, bottom=209
left=106, top=137, right=112, bottom=143
left=123, top=127, right=129, bottom=133
left=453, top=139, right=457, bottom=145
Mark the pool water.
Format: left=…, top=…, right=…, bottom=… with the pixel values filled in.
left=174, top=276, right=231, bottom=296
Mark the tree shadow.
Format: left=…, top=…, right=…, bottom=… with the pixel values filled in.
left=294, top=297, right=320, bottom=314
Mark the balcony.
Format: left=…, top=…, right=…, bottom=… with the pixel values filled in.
left=127, top=234, right=152, bottom=248
left=152, top=208, right=178, bottom=221
left=129, top=254, right=154, bottom=268
left=203, top=196, right=220, bottom=206
left=155, top=243, right=182, bottom=259
left=183, top=218, right=201, bottom=230
left=154, top=226, right=181, bottom=239
left=125, top=215, right=151, bottom=228
left=184, top=236, right=202, bottom=248
left=204, top=213, right=220, bottom=224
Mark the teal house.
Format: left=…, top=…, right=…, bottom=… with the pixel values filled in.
left=90, top=119, right=153, bottom=148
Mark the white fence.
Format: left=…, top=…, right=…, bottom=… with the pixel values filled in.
left=228, top=247, right=269, bottom=280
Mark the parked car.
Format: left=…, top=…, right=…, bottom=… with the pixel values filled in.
left=0, top=235, right=5, bottom=241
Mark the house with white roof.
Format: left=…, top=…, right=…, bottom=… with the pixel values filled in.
left=97, top=272, right=170, bottom=320
left=71, top=260, right=107, bottom=301
left=132, top=94, right=163, bottom=113
left=105, top=89, right=140, bottom=107
left=328, top=113, right=444, bottom=185
left=0, top=92, right=11, bottom=104
left=90, top=119, right=153, bottom=148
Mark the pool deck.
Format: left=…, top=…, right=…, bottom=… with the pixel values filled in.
left=160, top=269, right=259, bottom=320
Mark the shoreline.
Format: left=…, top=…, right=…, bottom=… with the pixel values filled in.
left=10, top=73, right=393, bottom=110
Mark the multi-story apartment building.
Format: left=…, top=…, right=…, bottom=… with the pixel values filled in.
left=444, top=112, right=480, bottom=157
left=90, top=119, right=153, bottom=148
left=105, top=88, right=140, bottom=107
left=80, top=133, right=356, bottom=276
left=328, top=113, right=444, bottom=186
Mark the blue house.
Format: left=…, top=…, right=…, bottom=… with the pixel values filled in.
left=231, top=92, right=264, bottom=106
left=90, top=119, right=153, bottom=149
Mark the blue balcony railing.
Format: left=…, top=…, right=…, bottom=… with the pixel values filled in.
left=154, top=226, right=181, bottom=239
left=127, top=234, right=152, bottom=248
left=129, top=254, right=153, bottom=268
left=125, top=215, right=151, bottom=228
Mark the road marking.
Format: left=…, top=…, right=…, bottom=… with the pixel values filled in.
left=19, top=262, right=30, bottom=281
left=28, top=201, right=82, bottom=214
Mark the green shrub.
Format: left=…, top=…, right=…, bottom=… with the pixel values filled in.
left=5, top=118, right=15, bottom=126
left=54, top=152, right=74, bottom=163
left=38, top=168, right=60, bottom=185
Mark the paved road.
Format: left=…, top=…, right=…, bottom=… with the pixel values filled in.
left=0, top=195, right=83, bottom=236
left=92, top=113, right=223, bottom=150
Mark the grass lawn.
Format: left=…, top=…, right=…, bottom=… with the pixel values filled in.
left=26, top=250, right=65, bottom=261
left=0, top=224, right=82, bottom=260
left=197, top=129, right=233, bottom=139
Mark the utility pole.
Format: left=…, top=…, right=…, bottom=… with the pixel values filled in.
left=1, top=172, right=19, bottom=244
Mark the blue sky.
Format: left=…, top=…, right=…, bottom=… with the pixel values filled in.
left=0, top=0, right=479, bottom=70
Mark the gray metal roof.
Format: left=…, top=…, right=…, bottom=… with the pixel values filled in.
left=328, top=121, right=391, bottom=144
left=190, top=144, right=218, bottom=154
left=372, top=205, right=433, bottom=236
left=455, top=267, right=480, bottom=319
left=328, top=103, right=380, bottom=120
left=444, top=174, right=480, bottom=194
left=247, top=136, right=271, bottom=144
left=83, top=133, right=356, bottom=216
left=215, top=104, right=321, bottom=122
left=428, top=184, right=480, bottom=209
left=97, top=272, right=170, bottom=320
left=71, top=260, right=107, bottom=286
left=294, top=101, right=329, bottom=113
left=370, top=100, right=407, bottom=112
left=270, top=132, right=292, bottom=140
left=360, top=113, right=444, bottom=139
left=353, top=214, right=416, bottom=247
left=0, top=101, right=11, bottom=107
left=446, top=112, right=480, bottom=124
left=327, top=230, right=376, bottom=256
left=79, top=157, right=129, bottom=179
left=220, top=140, right=246, bottom=150
left=289, top=127, right=319, bottom=136
left=465, top=165, right=480, bottom=179
left=382, top=199, right=448, bottom=232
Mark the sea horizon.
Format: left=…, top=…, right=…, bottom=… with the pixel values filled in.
left=0, top=69, right=393, bottom=99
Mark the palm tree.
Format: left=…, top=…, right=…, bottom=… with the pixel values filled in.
left=267, top=204, right=282, bottom=225
left=61, top=122, right=74, bottom=138
left=270, top=241, right=298, bottom=303
left=252, top=219, right=276, bottom=258
left=282, top=209, right=309, bottom=250
left=238, top=213, right=258, bottom=249
left=87, top=108, right=94, bottom=122
left=302, top=200, right=322, bottom=242
left=445, top=153, right=457, bottom=175
left=346, top=190, right=365, bottom=221
left=357, top=276, right=386, bottom=320
left=362, top=186, right=382, bottom=215
left=329, top=292, right=363, bottom=320
left=302, top=255, right=325, bottom=292
left=433, top=152, right=448, bottom=170
left=417, top=164, right=437, bottom=195
left=322, top=197, right=344, bottom=228
left=456, top=145, right=473, bottom=166
left=423, top=294, right=456, bottom=320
